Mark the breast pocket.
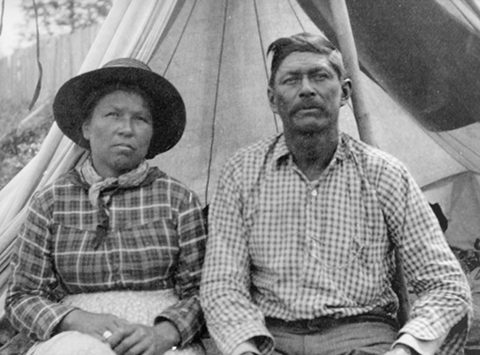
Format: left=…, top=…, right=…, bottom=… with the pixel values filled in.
left=306, top=217, right=367, bottom=271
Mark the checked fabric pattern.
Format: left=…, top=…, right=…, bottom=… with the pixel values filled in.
left=6, top=166, right=206, bottom=347
left=201, top=132, right=471, bottom=355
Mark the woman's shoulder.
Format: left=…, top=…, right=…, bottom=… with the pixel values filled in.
left=26, top=170, right=84, bottom=216
left=146, top=167, right=201, bottom=205
left=34, top=170, right=82, bottom=197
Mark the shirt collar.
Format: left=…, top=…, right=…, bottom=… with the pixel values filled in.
left=272, top=134, right=291, bottom=163
left=273, top=132, right=352, bottom=166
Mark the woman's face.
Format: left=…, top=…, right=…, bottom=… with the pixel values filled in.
left=82, top=90, right=153, bottom=178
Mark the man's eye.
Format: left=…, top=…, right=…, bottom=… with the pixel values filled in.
left=283, top=77, right=300, bottom=85
left=311, top=73, right=328, bottom=81
left=106, top=112, right=119, bottom=117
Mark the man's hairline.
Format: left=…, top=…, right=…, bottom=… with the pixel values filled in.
left=269, top=50, right=346, bottom=89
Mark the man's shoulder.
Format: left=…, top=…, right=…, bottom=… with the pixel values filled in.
left=341, top=133, right=413, bottom=185
left=343, top=133, right=408, bottom=170
left=217, top=134, right=282, bottom=188
left=227, top=134, right=282, bottom=165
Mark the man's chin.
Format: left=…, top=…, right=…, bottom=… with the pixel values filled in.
left=292, top=114, right=336, bottom=130
left=296, top=120, right=329, bottom=132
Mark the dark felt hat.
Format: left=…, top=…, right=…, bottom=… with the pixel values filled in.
left=53, top=58, right=186, bottom=159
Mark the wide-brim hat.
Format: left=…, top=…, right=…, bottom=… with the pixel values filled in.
left=53, top=58, right=186, bottom=159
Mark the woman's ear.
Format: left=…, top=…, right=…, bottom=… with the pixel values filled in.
left=340, top=79, right=352, bottom=106
left=81, top=119, right=91, bottom=141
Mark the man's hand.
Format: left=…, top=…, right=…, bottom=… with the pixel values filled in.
left=107, top=321, right=180, bottom=355
left=57, top=309, right=130, bottom=343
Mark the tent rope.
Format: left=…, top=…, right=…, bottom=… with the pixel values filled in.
left=0, top=0, right=5, bottom=36
left=204, top=0, right=229, bottom=204
left=253, top=0, right=279, bottom=133
left=161, top=0, right=198, bottom=76
left=28, top=0, right=43, bottom=111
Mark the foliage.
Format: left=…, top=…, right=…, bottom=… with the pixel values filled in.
left=19, top=0, right=112, bottom=42
left=0, top=100, right=53, bottom=190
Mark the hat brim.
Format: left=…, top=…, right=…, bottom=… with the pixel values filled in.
left=53, top=66, right=186, bottom=159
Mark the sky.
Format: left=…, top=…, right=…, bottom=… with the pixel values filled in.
left=0, top=0, right=23, bottom=57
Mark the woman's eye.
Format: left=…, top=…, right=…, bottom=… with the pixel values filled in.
left=136, top=116, right=151, bottom=124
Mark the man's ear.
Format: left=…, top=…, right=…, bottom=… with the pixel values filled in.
left=340, top=79, right=352, bottom=106
left=267, top=86, right=279, bottom=114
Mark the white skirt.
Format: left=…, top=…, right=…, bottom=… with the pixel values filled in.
left=27, top=289, right=205, bottom=355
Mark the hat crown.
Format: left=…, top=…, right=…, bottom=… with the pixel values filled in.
left=54, top=57, right=185, bottom=158
left=102, top=58, right=152, bottom=72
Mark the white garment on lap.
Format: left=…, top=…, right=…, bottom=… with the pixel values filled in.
left=27, top=331, right=115, bottom=355
left=28, top=289, right=204, bottom=355
left=62, top=289, right=180, bottom=325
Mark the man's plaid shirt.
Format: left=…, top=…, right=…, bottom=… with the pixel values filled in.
left=6, top=167, right=206, bottom=346
left=201, top=133, right=472, bottom=355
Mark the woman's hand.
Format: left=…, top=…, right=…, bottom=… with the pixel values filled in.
left=57, top=309, right=130, bottom=343
left=384, top=344, right=415, bottom=355
left=107, top=321, right=180, bottom=355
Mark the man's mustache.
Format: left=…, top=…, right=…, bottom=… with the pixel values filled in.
left=290, top=102, right=326, bottom=115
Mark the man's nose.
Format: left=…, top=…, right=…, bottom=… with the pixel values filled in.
left=299, top=76, right=316, bottom=97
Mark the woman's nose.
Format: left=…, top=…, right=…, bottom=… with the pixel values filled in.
left=117, top=116, right=134, bottom=134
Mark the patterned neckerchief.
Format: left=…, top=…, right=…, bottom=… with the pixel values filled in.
left=74, top=157, right=159, bottom=248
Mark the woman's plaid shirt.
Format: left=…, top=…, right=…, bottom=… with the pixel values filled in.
left=201, top=133, right=472, bottom=355
left=6, top=167, right=206, bottom=345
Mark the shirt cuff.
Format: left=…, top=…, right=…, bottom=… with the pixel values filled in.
left=393, top=332, right=448, bottom=355
left=231, top=339, right=262, bottom=355
left=154, top=297, right=204, bottom=346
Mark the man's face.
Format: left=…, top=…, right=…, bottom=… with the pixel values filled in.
left=268, top=51, right=350, bottom=136
left=82, top=90, right=153, bottom=178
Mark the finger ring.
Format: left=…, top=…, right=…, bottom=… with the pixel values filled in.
left=103, top=330, right=113, bottom=340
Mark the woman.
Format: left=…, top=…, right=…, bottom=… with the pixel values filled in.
left=5, top=58, right=206, bottom=355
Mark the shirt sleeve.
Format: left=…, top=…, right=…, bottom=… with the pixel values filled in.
left=394, top=331, right=448, bottom=355
left=200, top=161, right=274, bottom=355
left=378, top=161, right=472, bottom=352
left=5, top=194, right=76, bottom=341
left=156, top=189, right=207, bottom=346
left=232, top=340, right=262, bottom=355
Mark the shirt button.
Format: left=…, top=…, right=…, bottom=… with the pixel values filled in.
left=311, top=189, right=318, bottom=197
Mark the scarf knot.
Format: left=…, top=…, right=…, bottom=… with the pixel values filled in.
left=77, top=157, right=151, bottom=249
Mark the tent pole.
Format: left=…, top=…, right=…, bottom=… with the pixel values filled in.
left=328, top=0, right=411, bottom=326
left=328, top=0, right=376, bottom=147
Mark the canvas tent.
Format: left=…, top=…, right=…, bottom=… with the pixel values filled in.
left=298, top=0, right=480, bottom=253
left=0, top=0, right=478, bottom=328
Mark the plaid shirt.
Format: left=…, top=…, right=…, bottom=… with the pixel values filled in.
left=201, top=133, right=472, bottom=355
left=6, top=167, right=206, bottom=346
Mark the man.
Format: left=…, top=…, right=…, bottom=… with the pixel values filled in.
left=200, top=33, right=472, bottom=355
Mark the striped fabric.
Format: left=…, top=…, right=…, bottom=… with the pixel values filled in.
left=201, top=133, right=471, bottom=355
left=6, top=166, right=206, bottom=346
